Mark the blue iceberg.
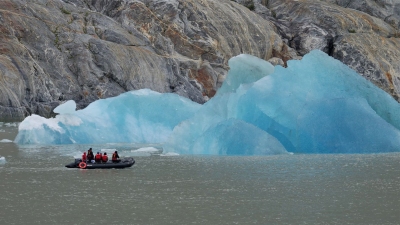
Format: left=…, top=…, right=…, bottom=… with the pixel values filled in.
left=15, top=50, right=400, bottom=154
left=15, top=89, right=201, bottom=144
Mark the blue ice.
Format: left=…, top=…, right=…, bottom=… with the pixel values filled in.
left=15, top=89, right=201, bottom=144
left=15, top=50, right=400, bottom=154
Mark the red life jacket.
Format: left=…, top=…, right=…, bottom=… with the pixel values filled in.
left=102, top=155, right=108, bottom=162
left=82, top=153, right=87, bottom=161
left=112, top=153, right=118, bottom=160
left=95, top=154, right=101, bottom=160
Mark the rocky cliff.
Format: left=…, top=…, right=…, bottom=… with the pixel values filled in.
left=0, top=0, right=399, bottom=121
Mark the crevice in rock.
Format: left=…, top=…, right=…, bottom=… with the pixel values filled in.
left=327, top=36, right=336, bottom=56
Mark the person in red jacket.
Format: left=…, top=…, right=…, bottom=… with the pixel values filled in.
left=112, top=151, right=120, bottom=163
left=102, top=152, right=108, bottom=163
left=82, top=152, right=87, bottom=162
left=95, top=152, right=102, bottom=163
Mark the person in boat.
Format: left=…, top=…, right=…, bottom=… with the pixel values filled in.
left=102, top=152, right=108, bottom=163
left=87, top=148, right=95, bottom=163
left=82, top=152, right=87, bottom=162
left=95, top=152, right=102, bottom=163
left=112, top=151, right=120, bottom=163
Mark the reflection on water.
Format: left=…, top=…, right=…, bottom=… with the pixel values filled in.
left=0, top=124, right=400, bottom=225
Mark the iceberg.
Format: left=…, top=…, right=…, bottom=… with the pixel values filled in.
left=15, top=50, right=400, bottom=154
left=15, top=89, right=201, bottom=144
left=165, top=50, right=400, bottom=154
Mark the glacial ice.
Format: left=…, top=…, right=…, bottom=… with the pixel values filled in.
left=53, top=100, right=76, bottom=114
left=15, top=89, right=201, bottom=144
left=164, top=50, right=400, bottom=154
left=132, top=147, right=159, bottom=153
left=15, top=50, right=400, bottom=154
left=217, top=54, right=275, bottom=95
left=128, top=147, right=161, bottom=157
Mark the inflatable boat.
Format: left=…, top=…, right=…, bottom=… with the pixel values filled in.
left=65, top=157, right=135, bottom=169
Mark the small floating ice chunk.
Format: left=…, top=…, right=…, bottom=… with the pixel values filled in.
left=73, top=153, right=82, bottom=159
left=100, top=148, right=117, bottom=152
left=129, top=152, right=152, bottom=157
left=160, top=152, right=180, bottom=156
left=131, top=147, right=159, bottom=153
left=53, top=100, right=76, bottom=114
left=4, top=122, right=18, bottom=127
left=128, top=147, right=160, bottom=156
left=0, top=139, right=13, bottom=143
left=0, top=156, right=6, bottom=164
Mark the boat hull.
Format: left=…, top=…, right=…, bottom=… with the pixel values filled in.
left=65, top=157, right=135, bottom=169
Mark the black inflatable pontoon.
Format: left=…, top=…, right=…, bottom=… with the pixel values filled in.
left=65, top=157, right=135, bottom=169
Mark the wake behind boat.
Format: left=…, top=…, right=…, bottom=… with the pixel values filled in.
left=65, top=157, right=135, bottom=169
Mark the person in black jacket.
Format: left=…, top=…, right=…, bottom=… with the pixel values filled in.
left=87, top=148, right=94, bottom=163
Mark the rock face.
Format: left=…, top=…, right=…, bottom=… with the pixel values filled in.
left=0, top=0, right=399, bottom=121
left=0, top=0, right=295, bottom=120
left=322, top=0, right=400, bottom=28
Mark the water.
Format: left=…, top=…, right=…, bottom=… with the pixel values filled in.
left=1, top=124, right=400, bottom=225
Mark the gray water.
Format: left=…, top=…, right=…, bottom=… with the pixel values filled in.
left=0, top=124, right=399, bottom=225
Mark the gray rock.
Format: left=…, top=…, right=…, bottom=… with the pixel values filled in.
left=0, top=0, right=293, bottom=120
left=322, top=0, right=400, bottom=29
